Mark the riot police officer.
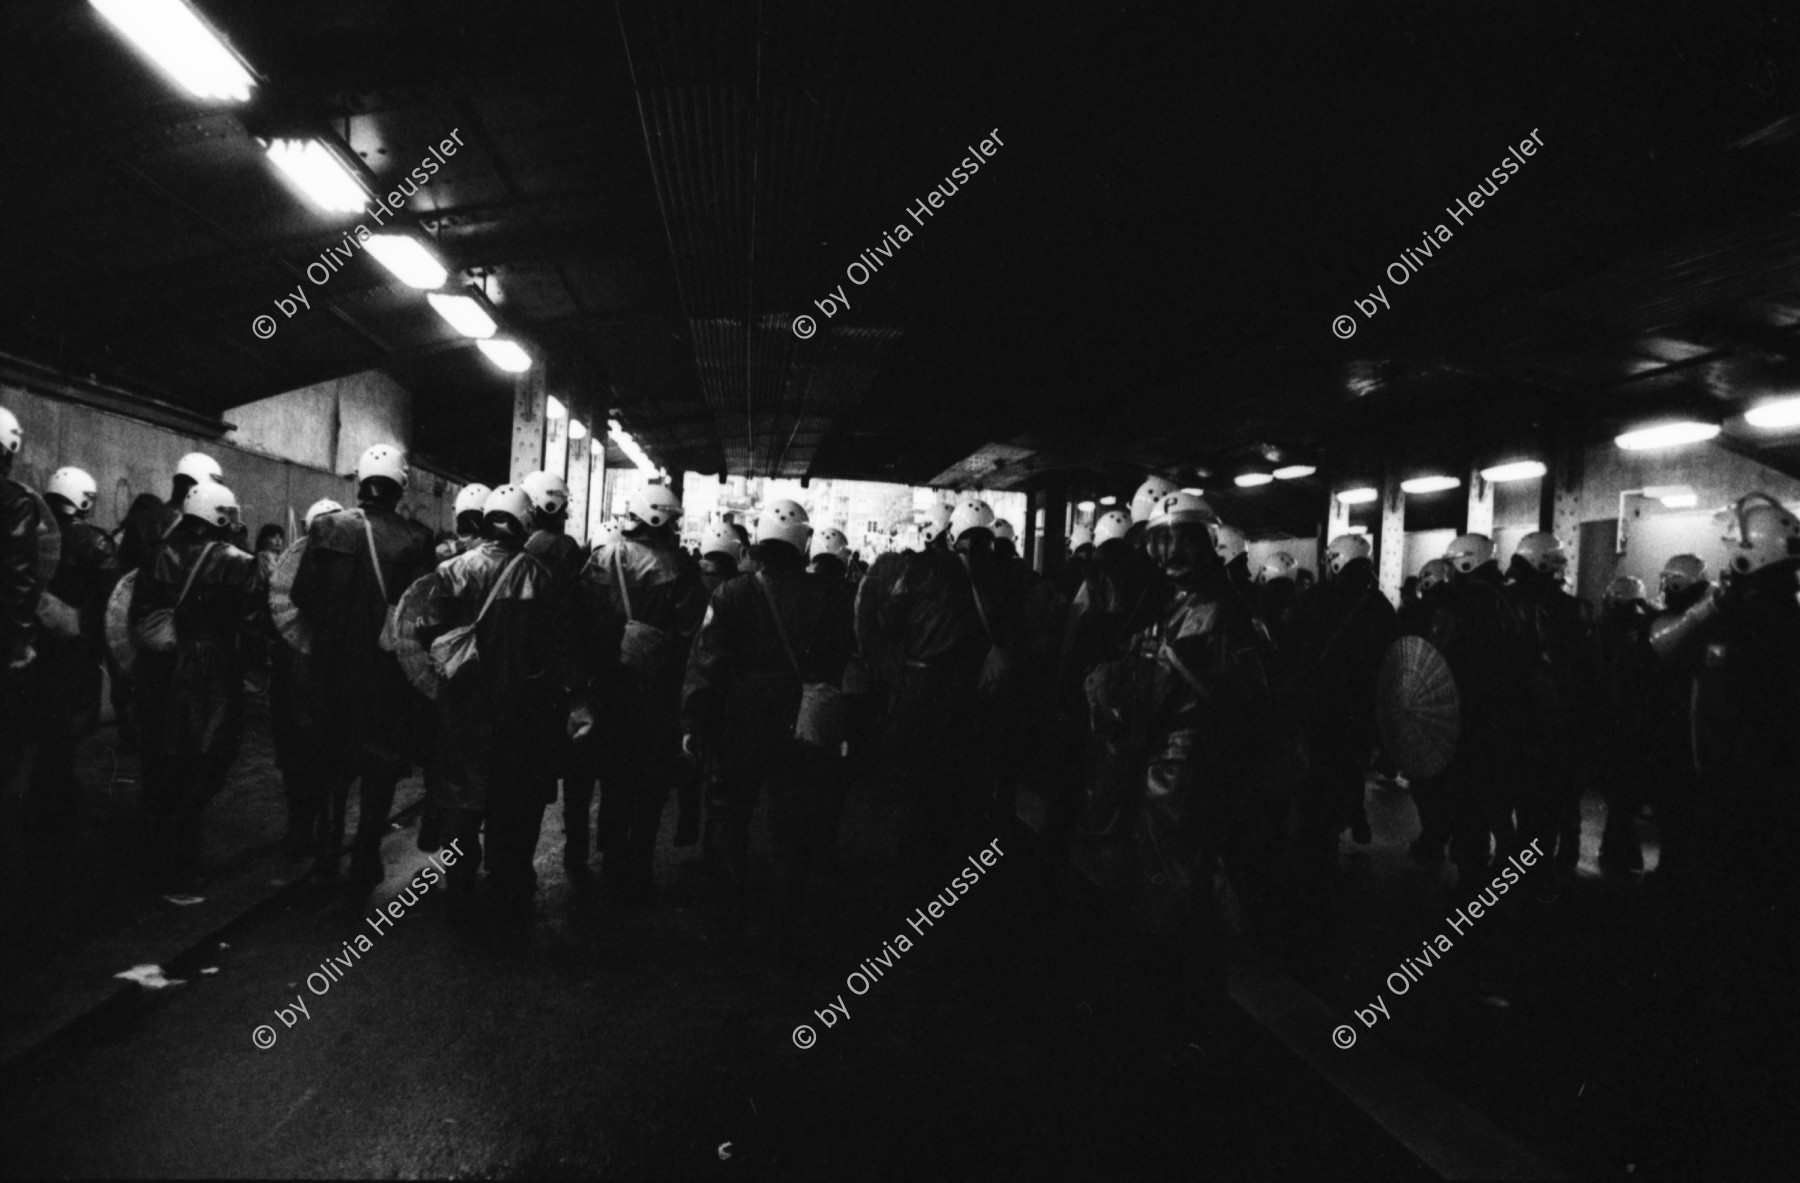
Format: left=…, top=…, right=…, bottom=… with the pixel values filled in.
left=0, top=406, right=47, bottom=788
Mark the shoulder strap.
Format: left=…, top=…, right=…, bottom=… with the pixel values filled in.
left=475, top=554, right=525, bottom=626
left=174, top=543, right=219, bottom=610
left=1159, top=640, right=1216, bottom=708
left=612, top=546, right=634, bottom=621
left=754, top=573, right=804, bottom=677
left=362, top=515, right=390, bottom=604
left=958, top=554, right=994, bottom=641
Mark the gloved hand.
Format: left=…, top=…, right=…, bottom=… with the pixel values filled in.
left=568, top=703, right=595, bottom=741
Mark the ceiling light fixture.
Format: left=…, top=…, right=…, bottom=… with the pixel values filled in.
left=1745, top=397, right=1800, bottom=429
left=569, top=419, right=589, bottom=440
left=1401, top=475, right=1462, bottom=494
left=1273, top=465, right=1317, bottom=480
left=1098, top=495, right=1118, bottom=506
left=1235, top=473, right=1274, bottom=488
left=1181, top=487, right=1205, bottom=496
left=608, top=422, right=660, bottom=473
left=590, top=439, right=604, bottom=457
left=365, top=235, right=448, bottom=290
left=91, top=0, right=255, bottom=103
left=1480, top=459, right=1547, bottom=482
left=426, top=292, right=496, bottom=338
left=476, top=338, right=531, bottom=373
left=265, top=139, right=366, bottom=214
left=1337, top=487, right=1379, bottom=505
left=1076, top=500, right=1096, bottom=512
left=545, top=396, right=567, bottom=420
left=1661, top=493, right=1698, bottom=508
left=1615, top=421, right=1720, bottom=450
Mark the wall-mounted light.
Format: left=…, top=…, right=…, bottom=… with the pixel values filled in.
left=1098, top=495, right=1118, bottom=506
left=1480, top=459, right=1547, bottom=482
left=1076, top=500, right=1096, bottom=513
left=426, top=292, right=496, bottom=338
left=1745, top=397, right=1800, bottom=429
left=476, top=338, right=531, bottom=373
left=1615, top=421, right=1720, bottom=450
left=1235, top=472, right=1274, bottom=488
left=365, top=235, right=448, bottom=290
left=1181, top=487, right=1205, bottom=496
left=545, top=396, right=567, bottom=420
left=91, top=0, right=256, bottom=103
left=266, top=139, right=366, bottom=214
left=1337, top=487, right=1379, bottom=505
left=569, top=419, right=589, bottom=440
left=1401, top=475, right=1462, bottom=494
left=1273, top=465, right=1317, bottom=480
left=590, top=439, right=604, bottom=457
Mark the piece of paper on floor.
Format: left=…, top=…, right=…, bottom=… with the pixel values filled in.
left=115, top=964, right=185, bottom=989
left=161, top=894, right=206, bottom=906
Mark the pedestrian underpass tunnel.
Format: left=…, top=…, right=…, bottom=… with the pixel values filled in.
left=2, top=2, right=1800, bottom=1179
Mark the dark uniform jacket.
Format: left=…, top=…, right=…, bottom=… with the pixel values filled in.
left=853, top=551, right=910, bottom=685
left=682, top=567, right=855, bottom=773
left=38, top=512, right=119, bottom=723
left=129, top=522, right=267, bottom=757
left=1, top=474, right=46, bottom=666
left=1286, top=557, right=1397, bottom=753
left=419, top=540, right=560, bottom=810
left=1429, top=562, right=1531, bottom=745
left=877, top=547, right=1020, bottom=685
left=564, top=534, right=708, bottom=708
left=291, top=503, right=436, bottom=776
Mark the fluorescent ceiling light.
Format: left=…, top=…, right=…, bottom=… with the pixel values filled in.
left=1661, top=493, right=1699, bottom=508
left=1235, top=473, right=1274, bottom=488
left=1098, top=495, right=1118, bottom=506
left=569, top=419, right=589, bottom=440
left=91, top=0, right=255, bottom=103
left=365, top=235, right=447, bottom=290
left=266, top=139, right=366, bottom=214
left=608, top=424, right=658, bottom=472
left=1615, top=421, right=1720, bottom=450
left=1273, top=465, right=1317, bottom=480
left=1745, top=397, right=1800, bottom=429
left=1181, top=487, right=1205, bottom=496
left=476, top=338, right=531, bottom=373
left=426, top=292, right=495, bottom=338
left=1401, top=475, right=1462, bottom=494
left=545, top=395, right=567, bottom=420
left=1480, top=459, right=1547, bottom=482
left=1337, top=487, right=1378, bottom=505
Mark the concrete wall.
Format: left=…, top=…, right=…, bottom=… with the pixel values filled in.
left=1, top=376, right=460, bottom=543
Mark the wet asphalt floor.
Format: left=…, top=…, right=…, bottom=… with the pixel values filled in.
left=0, top=770, right=1430, bottom=1180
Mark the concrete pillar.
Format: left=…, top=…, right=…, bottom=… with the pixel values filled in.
left=586, top=437, right=608, bottom=540
left=1326, top=485, right=1351, bottom=543
left=1377, top=464, right=1407, bottom=605
left=1545, top=432, right=1585, bottom=594
left=1466, top=460, right=1495, bottom=537
left=565, top=397, right=592, bottom=546
left=508, top=367, right=547, bottom=486
left=1040, top=481, right=1068, bottom=578
left=1023, top=487, right=1040, bottom=570
left=544, top=401, right=570, bottom=484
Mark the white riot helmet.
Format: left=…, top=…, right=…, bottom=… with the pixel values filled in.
left=47, top=467, right=98, bottom=517
left=949, top=499, right=996, bottom=544
left=176, top=452, right=222, bottom=483
left=1094, top=509, right=1132, bottom=546
left=1147, top=491, right=1219, bottom=531
left=1444, top=533, right=1495, bottom=576
left=453, top=484, right=493, bottom=519
left=700, top=521, right=743, bottom=562
left=1129, top=475, right=1182, bottom=524
left=627, top=483, right=683, bottom=529
left=1514, top=531, right=1569, bottom=578
left=811, top=526, right=849, bottom=559
left=1418, top=558, right=1452, bottom=594
left=593, top=520, right=624, bottom=549
left=919, top=502, right=954, bottom=544
left=992, top=520, right=1016, bottom=542
left=521, top=471, right=570, bottom=517
left=1069, top=524, right=1094, bottom=550
left=0, top=407, right=20, bottom=456
left=1214, top=523, right=1247, bottom=563
left=356, top=444, right=409, bottom=491
left=1325, top=533, right=1371, bottom=575
left=1257, top=552, right=1299, bottom=583
left=303, top=498, right=343, bottom=529
left=1721, top=492, right=1800, bottom=576
left=756, top=498, right=812, bottom=550
left=183, top=480, right=239, bottom=529
left=482, top=484, right=534, bottom=533
left=1659, top=553, right=1707, bottom=598
left=1605, top=575, right=1647, bottom=606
